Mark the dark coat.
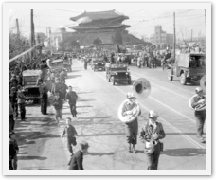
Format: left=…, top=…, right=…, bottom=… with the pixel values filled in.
left=68, top=150, right=83, bottom=170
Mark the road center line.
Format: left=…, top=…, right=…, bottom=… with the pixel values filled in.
left=94, top=72, right=205, bottom=149
left=130, top=74, right=196, bottom=123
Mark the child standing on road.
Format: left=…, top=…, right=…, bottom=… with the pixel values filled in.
left=53, top=93, right=63, bottom=124
left=61, top=117, right=78, bottom=156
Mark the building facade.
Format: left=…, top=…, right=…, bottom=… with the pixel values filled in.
left=48, top=10, right=149, bottom=52
left=151, top=26, right=174, bottom=48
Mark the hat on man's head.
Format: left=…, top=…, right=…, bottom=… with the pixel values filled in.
left=195, top=86, right=203, bottom=93
left=149, top=110, right=158, bottom=118
left=80, top=141, right=89, bottom=150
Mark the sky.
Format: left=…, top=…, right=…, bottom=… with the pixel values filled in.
left=8, top=3, right=206, bottom=40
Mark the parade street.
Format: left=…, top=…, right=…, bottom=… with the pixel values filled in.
left=15, top=60, right=206, bottom=170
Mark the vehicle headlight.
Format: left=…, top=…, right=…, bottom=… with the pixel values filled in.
left=126, top=72, right=128, bottom=75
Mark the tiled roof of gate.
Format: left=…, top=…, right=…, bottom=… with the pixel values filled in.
left=70, top=9, right=128, bottom=21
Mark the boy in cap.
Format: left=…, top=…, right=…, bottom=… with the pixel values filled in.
left=53, top=92, right=63, bottom=124
left=139, top=110, right=166, bottom=170
left=68, top=141, right=89, bottom=170
left=9, top=132, right=19, bottom=170
left=61, top=117, right=78, bottom=156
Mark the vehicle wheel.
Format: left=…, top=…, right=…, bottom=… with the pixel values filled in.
left=168, top=69, right=173, bottom=81
left=180, top=73, right=187, bottom=85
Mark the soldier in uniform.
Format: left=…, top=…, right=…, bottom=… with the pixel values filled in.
left=17, top=85, right=26, bottom=121
left=39, top=79, right=48, bottom=115
left=139, top=110, right=166, bottom=170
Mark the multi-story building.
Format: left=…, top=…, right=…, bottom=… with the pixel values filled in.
left=150, top=26, right=173, bottom=48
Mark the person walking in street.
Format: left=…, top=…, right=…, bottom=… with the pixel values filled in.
left=39, top=79, right=48, bottom=115
left=17, top=85, right=26, bottom=121
left=65, top=86, right=78, bottom=117
left=51, top=77, right=63, bottom=98
left=139, top=110, right=166, bottom=170
left=191, top=87, right=206, bottom=143
left=61, top=80, right=68, bottom=100
left=60, top=69, right=66, bottom=83
left=68, top=141, right=89, bottom=170
left=9, top=132, right=19, bottom=170
left=53, top=92, right=63, bottom=124
left=9, top=102, right=15, bottom=133
left=9, top=87, right=18, bottom=118
left=61, top=117, right=78, bottom=156
left=119, top=92, right=141, bottom=153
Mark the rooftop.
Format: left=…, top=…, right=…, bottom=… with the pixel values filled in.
left=70, top=9, right=129, bottom=22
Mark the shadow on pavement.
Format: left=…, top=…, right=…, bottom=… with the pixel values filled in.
left=87, top=152, right=114, bottom=156
left=18, top=156, right=47, bottom=160
left=78, top=98, right=96, bottom=102
left=77, top=105, right=94, bottom=108
left=77, top=91, right=93, bottom=95
left=67, top=75, right=82, bottom=79
left=161, top=148, right=206, bottom=156
left=71, top=70, right=81, bottom=73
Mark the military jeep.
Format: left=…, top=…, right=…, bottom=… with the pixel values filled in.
left=22, top=70, right=41, bottom=103
left=168, top=53, right=206, bottom=85
left=91, top=58, right=106, bottom=71
left=50, top=59, right=68, bottom=78
left=106, top=63, right=132, bottom=85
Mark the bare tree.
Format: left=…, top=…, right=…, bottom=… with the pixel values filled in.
left=179, top=27, right=188, bottom=44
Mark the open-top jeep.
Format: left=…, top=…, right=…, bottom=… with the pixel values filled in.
left=50, top=59, right=68, bottom=78
left=91, top=58, right=105, bottom=71
left=106, top=63, right=132, bottom=85
left=168, top=53, right=206, bottom=85
left=22, top=70, right=41, bottom=103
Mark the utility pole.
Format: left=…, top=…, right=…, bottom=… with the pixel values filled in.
left=48, top=27, right=52, bottom=55
left=16, top=18, right=20, bottom=38
left=30, top=9, right=34, bottom=61
left=173, top=12, right=175, bottom=62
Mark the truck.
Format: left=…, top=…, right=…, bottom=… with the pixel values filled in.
left=168, top=53, right=206, bottom=85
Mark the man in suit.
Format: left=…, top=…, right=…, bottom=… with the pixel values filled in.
left=68, top=141, right=89, bottom=170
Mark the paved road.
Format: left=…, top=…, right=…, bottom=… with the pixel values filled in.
left=15, top=60, right=206, bottom=170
